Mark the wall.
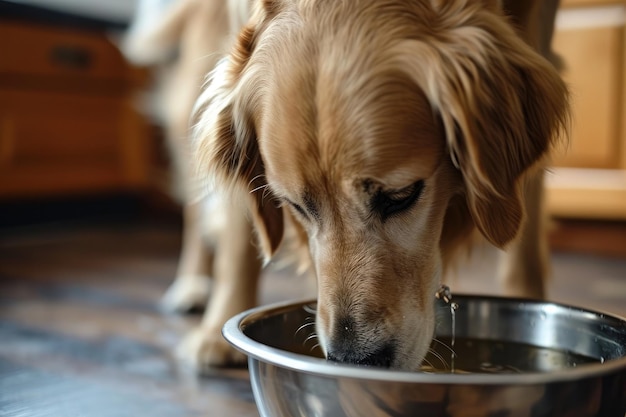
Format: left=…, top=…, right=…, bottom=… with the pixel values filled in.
left=5, top=0, right=138, bottom=22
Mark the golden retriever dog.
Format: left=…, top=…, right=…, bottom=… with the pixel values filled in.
left=126, top=0, right=568, bottom=372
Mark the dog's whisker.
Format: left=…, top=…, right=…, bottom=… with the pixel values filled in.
left=248, top=174, right=267, bottom=188
left=249, top=173, right=266, bottom=182
left=250, top=183, right=269, bottom=194
left=303, top=333, right=318, bottom=347
left=261, top=186, right=272, bottom=205
left=432, top=337, right=457, bottom=357
left=309, top=343, right=320, bottom=352
left=193, top=51, right=221, bottom=65
left=421, top=357, right=435, bottom=371
left=295, top=321, right=316, bottom=336
left=427, top=347, right=449, bottom=370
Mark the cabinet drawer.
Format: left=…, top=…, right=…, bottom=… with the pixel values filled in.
left=0, top=21, right=129, bottom=83
left=0, top=89, right=136, bottom=196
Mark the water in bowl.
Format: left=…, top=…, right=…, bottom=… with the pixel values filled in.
left=428, top=284, right=600, bottom=374
left=422, top=336, right=600, bottom=374
left=301, top=334, right=598, bottom=373
left=295, top=288, right=603, bottom=374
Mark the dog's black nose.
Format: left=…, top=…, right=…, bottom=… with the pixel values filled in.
left=327, top=343, right=395, bottom=368
left=326, top=315, right=396, bottom=367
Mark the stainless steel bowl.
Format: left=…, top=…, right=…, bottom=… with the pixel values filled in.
left=223, top=295, right=626, bottom=417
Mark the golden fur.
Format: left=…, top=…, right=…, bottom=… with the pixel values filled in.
left=126, top=0, right=568, bottom=371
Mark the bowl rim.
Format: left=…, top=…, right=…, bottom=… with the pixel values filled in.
left=223, top=295, right=626, bottom=385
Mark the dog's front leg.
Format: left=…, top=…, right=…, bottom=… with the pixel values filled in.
left=177, top=198, right=262, bottom=371
left=161, top=201, right=213, bottom=313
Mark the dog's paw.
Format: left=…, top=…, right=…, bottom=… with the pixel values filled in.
left=176, top=327, right=247, bottom=373
left=160, top=275, right=211, bottom=314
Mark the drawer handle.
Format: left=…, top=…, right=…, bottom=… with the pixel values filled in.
left=50, top=45, right=93, bottom=70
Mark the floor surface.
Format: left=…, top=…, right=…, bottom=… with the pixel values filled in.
left=0, top=217, right=625, bottom=416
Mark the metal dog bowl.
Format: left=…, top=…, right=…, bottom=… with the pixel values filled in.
left=223, top=295, right=626, bottom=417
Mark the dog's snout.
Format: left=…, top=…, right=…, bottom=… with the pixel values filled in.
left=327, top=343, right=395, bottom=368
left=326, top=316, right=396, bottom=368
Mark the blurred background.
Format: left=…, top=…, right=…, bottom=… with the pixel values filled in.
left=0, top=0, right=167, bottom=228
left=0, top=0, right=625, bottom=416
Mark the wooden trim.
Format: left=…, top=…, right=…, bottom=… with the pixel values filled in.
left=622, top=11, right=626, bottom=169
left=561, top=0, right=626, bottom=8
left=547, top=168, right=626, bottom=219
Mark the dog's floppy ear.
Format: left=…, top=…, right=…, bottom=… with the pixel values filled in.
left=393, top=6, right=568, bottom=248
left=192, top=2, right=284, bottom=260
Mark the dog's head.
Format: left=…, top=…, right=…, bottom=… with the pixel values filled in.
left=194, top=0, right=568, bottom=370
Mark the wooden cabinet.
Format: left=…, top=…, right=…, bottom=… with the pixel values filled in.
left=0, top=20, right=151, bottom=197
left=547, top=0, right=626, bottom=219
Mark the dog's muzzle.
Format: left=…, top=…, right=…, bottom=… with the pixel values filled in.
left=325, top=316, right=396, bottom=368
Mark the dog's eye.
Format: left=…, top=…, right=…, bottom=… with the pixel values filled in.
left=372, top=180, right=425, bottom=220
left=286, top=200, right=309, bottom=220
left=284, top=193, right=319, bottom=222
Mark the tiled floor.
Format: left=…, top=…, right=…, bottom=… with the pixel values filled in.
left=0, top=217, right=624, bottom=416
